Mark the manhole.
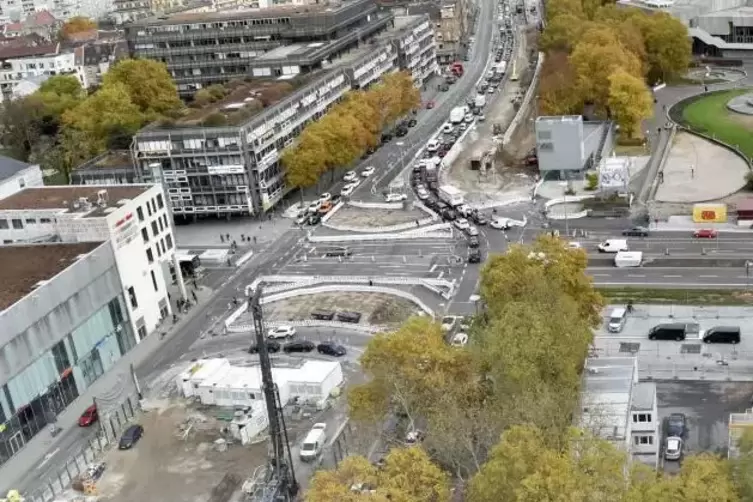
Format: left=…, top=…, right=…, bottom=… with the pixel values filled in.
left=619, top=342, right=640, bottom=353
left=681, top=344, right=702, bottom=354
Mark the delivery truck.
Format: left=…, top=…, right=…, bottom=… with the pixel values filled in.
left=614, top=251, right=643, bottom=268
left=474, top=94, right=486, bottom=109
left=438, top=185, right=464, bottom=207
left=450, top=107, right=465, bottom=124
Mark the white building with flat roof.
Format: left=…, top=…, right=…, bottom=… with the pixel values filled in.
left=0, top=184, right=187, bottom=341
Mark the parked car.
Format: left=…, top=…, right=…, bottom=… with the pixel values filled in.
left=468, top=248, right=482, bottom=263
left=284, top=340, right=316, bottom=353
left=268, top=325, right=296, bottom=339
left=441, top=316, right=458, bottom=332
left=118, top=424, right=144, bottom=450
left=319, top=192, right=332, bottom=203
left=622, top=226, right=650, bottom=237
left=361, top=166, right=376, bottom=177
left=465, top=226, right=479, bottom=237
left=385, top=193, right=408, bottom=202
left=471, top=212, right=488, bottom=225
left=343, top=171, right=357, bottom=182
left=453, top=218, right=470, bottom=231
left=341, top=185, right=356, bottom=197
left=451, top=332, right=469, bottom=347
left=425, top=100, right=435, bottom=109
left=693, top=228, right=718, bottom=238
left=664, top=436, right=683, bottom=461
left=78, top=404, right=98, bottom=427
left=490, top=217, right=511, bottom=230
left=317, top=341, right=347, bottom=356
left=468, top=236, right=480, bottom=248
left=307, top=200, right=322, bottom=213
left=667, top=413, right=687, bottom=438
left=248, top=340, right=281, bottom=354
left=307, top=213, right=321, bottom=226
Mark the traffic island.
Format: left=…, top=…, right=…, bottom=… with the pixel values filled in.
left=597, top=287, right=753, bottom=305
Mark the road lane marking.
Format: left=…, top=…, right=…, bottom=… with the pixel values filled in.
left=662, top=275, right=681, bottom=278
left=590, top=273, right=612, bottom=277
left=699, top=275, right=719, bottom=278
left=627, top=274, right=646, bottom=278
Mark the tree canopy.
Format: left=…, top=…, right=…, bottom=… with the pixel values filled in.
left=538, top=0, right=691, bottom=137
left=281, top=71, right=419, bottom=196
left=102, top=59, right=183, bottom=119
left=60, top=16, right=96, bottom=39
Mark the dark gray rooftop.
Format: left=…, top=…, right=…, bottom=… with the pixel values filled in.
left=0, top=155, right=32, bottom=182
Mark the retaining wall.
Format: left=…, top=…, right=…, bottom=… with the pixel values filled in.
left=503, top=52, right=545, bottom=147
left=247, top=274, right=455, bottom=292
left=307, top=223, right=452, bottom=243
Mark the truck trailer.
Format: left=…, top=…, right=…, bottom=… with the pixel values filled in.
left=438, top=185, right=464, bottom=207
left=474, top=94, right=486, bottom=109
left=450, top=107, right=465, bottom=124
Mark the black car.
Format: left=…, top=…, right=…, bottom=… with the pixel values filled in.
left=471, top=212, right=488, bottom=225
left=412, top=164, right=422, bottom=173
left=119, top=424, right=144, bottom=450
left=468, top=236, right=480, bottom=248
left=307, top=213, right=321, bottom=225
left=324, top=247, right=352, bottom=257
left=317, top=342, right=347, bottom=356
left=395, top=127, right=408, bottom=137
left=667, top=413, right=687, bottom=438
left=248, top=340, right=281, bottom=354
left=622, top=226, right=649, bottom=237
left=283, top=340, right=316, bottom=353
left=468, top=249, right=482, bottom=263
left=407, top=118, right=417, bottom=127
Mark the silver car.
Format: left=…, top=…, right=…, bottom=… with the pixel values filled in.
left=664, top=437, right=683, bottom=461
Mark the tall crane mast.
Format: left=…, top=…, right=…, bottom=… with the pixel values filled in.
left=249, top=288, right=299, bottom=501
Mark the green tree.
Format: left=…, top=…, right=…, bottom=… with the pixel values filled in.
left=666, top=454, right=739, bottom=502
left=608, top=67, right=654, bottom=138
left=305, top=447, right=449, bottom=502
left=540, top=15, right=589, bottom=52
left=538, top=51, right=581, bottom=115
left=60, top=16, right=96, bottom=38
left=103, top=59, right=182, bottom=118
left=545, top=0, right=584, bottom=21
left=0, top=97, right=44, bottom=161
left=281, top=129, right=327, bottom=202
left=636, top=13, right=692, bottom=83
left=34, top=74, right=85, bottom=127
left=382, top=71, right=421, bottom=117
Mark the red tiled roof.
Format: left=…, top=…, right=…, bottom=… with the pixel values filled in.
left=67, top=29, right=97, bottom=43
left=28, top=10, right=57, bottom=27
left=0, top=42, right=58, bottom=59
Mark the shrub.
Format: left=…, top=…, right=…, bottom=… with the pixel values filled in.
left=203, top=112, right=228, bottom=127
left=207, top=84, right=227, bottom=101
left=585, top=172, right=599, bottom=191
left=193, top=88, right=212, bottom=107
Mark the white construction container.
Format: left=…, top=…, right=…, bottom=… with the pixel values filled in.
left=177, top=358, right=231, bottom=398
left=614, top=251, right=643, bottom=268
left=278, top=360, right=344, bottom=406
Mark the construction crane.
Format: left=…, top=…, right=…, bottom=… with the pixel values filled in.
left=247, top=288, right=299, bottom=502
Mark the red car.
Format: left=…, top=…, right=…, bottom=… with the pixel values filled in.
left=425, top=100, right=435, bottom=109
left=693, top=229, right=718, bottom=239
left=78, top=404, right=98, bottom=427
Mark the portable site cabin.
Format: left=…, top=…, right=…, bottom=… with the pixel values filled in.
left=177, top=358, right=231, bottom=398
left=276, top=360, right=344, bottom=406
left=198, top=366, right=292, bottom=408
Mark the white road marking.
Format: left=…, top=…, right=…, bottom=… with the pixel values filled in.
left=699, top=275, right=719, bottom=278
left=662, top=275, right=682, bottom=278
left=627, top=274, right=646, bottom=278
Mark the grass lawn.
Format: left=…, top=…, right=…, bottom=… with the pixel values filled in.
left=597, top=287, right=753, bottom=305
left=681, top=88, right=753, bottom=159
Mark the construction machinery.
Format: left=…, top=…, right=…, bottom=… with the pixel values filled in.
left=245, top=288, right=299, bottom=502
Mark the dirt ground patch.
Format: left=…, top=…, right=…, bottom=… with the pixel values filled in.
left=95, top=402, right=267, bottom=502
left=327, top=205, right=426, bottom=228
left=265, top=292, right=420, bottom=325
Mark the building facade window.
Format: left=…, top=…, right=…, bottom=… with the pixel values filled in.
left=141, top=228, right=149, bottom=243
left=0, top=220, right=7, bottom=229
left=137, top=206, right=144, bottom=221
left=127, top=286, right=138, bottom=308
left=151, top=221, right=158, bottom=237
left=633, top=435, right=654, bottom=446
left=146, top=248, right=154, bottom=263
left=150, top=270, right=159, bottom=292
left=11, top=219, right=22, bottom=229
left=165, top=234, right=173, bottom=249
left=633, top=413, right=652, bottom=423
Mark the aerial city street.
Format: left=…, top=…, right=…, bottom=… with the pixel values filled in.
left=5, top=0, right=753, bottom=499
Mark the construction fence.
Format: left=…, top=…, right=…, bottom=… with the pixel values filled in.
left=26, top=393, right=140, bottom=502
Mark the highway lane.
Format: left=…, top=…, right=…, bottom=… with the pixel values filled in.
left=588, top=267, right=753, bottom=287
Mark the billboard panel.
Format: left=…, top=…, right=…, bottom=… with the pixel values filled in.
left=599, top=159, right=629, bottom=189
left=692, top=204, right=727, bottom=223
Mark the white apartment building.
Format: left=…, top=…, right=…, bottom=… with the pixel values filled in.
left=0, top=156, right=43, bottom=200
left=0, top=184, right=186, bottom=341
left=0, top=41, right=84, bottom=98
left=580, top=355, right=659, bottom=466
left=394, top=15, right=439, bottom=84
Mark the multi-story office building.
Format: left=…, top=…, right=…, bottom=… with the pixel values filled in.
left=124, top=0, right=395, bottom=95
left=131, top=14, right=437, bottom=219
left=0, top=241, right=138, bottom=467
left=0, top=185, right=185, bottom=341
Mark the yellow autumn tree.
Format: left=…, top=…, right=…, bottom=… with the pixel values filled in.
left=608, top=67, right=654, bottom=138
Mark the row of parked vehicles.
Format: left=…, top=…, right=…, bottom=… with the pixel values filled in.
left=606, top=307, right=741, bottom=343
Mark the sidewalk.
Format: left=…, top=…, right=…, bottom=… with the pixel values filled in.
left=174, top=214, right=293, bottom=249
left=0, top=284, right=215, bottom=496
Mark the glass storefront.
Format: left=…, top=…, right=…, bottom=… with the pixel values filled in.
left=0, top=295, right=135, bottom=466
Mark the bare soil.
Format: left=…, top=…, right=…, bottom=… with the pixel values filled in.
left=264, top=292, right=420, bottom=325
left=327, top=205, right=426, bottom=228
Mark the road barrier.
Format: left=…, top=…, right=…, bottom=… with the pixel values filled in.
left=321, top=201, right=345, bottom=223
left=230, top=319, right=394, bottom=335
left=308, top=229, right=451, bottom=243
left=322, top=216, right=436, bottom=234
left=245, top=274, right=455, bottom=296
left=349, top=201, right=405, bottom=210
left=503, top=52, right=545, bottom=147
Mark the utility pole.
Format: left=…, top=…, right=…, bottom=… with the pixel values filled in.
left=249, top=288, right=298, bottom=501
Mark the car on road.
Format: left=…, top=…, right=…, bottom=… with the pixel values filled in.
left=451, top=332, right=469, bottom=347
left=667, top=413, right=687, bottom=438
left=307, top=213, right=321, bottom=226
left=341, top=185, right=356, bottom=197
left=284, top=340, right=316, bottom=353
left=471, top=212, right=488, bottom=225
left=323, top=247, right=352, bottom=257
left=468, top=248, right=482, bottom=263
left=268, top=325, right=296, bottom=339
left=567, top=242, right=582, bottom=249
left=478, top=114, right=486, bottom=122
left=78, top=404, right=98, bottom=427
left=319, top=193, right=332, bottom=203
left=622, top=226, right=649, bottom=237
left=119, top=424, right=144, bottom=450
left=416, top=188, right=429, bottom=200
left=664, top=437, right=683, bottom=461
left=465, top=226, right=479, bottom=237
left=693, top=228, right=718, bottom=238
left=441, top=316, right=458, bottom=332
left=361, top=166, right=376, bottom=177
left=317, top=341, right=347, bottom=356
left=307, top=200, right=322, bottom=213
left=490, top=217, right=513, bottom=230
left=385, top=193, right=408, bottom=202
left=453, top=218, right=470, bottom=231
left=442, top=208, right=457, bottom=221
left=486, top=87, right=495, bottom=94
left=468, top=235, right=480, bottom=248
left=407, top=118, right=417, bottom=127
left=343, top=171, right=357, bottom=182
left=249, top=340, right=281, bottom=354
left=425, top=100, right=435, bottom=109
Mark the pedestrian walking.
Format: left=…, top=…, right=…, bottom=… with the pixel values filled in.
left=192, top=290, right=197, bottom=303
left=220, top=234, right=225, bottom=243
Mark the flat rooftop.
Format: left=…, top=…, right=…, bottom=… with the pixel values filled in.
left=0, top=242, right=103, bottom=311
left=168, top=76, right=312, bottom=127
left=0, top=185, right=151, bottom=213
left=74, top=151, right=133, bottom=171
left=139, top=1, right=338, bottom=25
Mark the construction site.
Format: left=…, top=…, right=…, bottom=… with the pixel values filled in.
left=445, top=23, right=541, bottom=207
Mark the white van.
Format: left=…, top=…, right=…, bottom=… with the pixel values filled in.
left=607, top=307, right=627, bottom=333
left=614, top=251, right=643, bottom=268
left=299, top=423, right=327, bottom=462
left=598, top=239, right=628, bottom=253
left=426, top=139, right=439, bottom=152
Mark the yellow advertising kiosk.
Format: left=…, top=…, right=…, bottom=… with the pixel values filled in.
left=692, top=204, right=727, bottom=223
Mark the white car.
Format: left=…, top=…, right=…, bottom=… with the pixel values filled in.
left=441, top=315, right=458, bottom=332
left=416, top=188, right=429, bottom=200
left=319, top=192, right=332, bottom=203
left=347, top=177, right=361, bottom=188
left=459, top=123, right=468, bottom=131
left=456, top=204, right=472, bottom=217
left=665, top=437, right=683, bottom=461
left=307, top=201, right=322, bottom=213
left=466, top=226, right=479, bottom=236
left=568, top=242, right=582, bottom=249
left=268, top=325, right=296, bottom=339
left=427, top=139, right=439, bottom=152
left=341, top=185, right=356, bottom=197
left=343, top=171, right=357, bottom=182
left=385, top=193, right=407, bottom=202
left=454, top=218, right=470, bottom=231
left=478, top=114, right=486, bottom=122
left=442, top=123, right=454, bottom=134
left=464, top=114, right=474, bottom=123
left=361, top=166, right=376, bottom=177
left=451, top=332, right=468, bottom=347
